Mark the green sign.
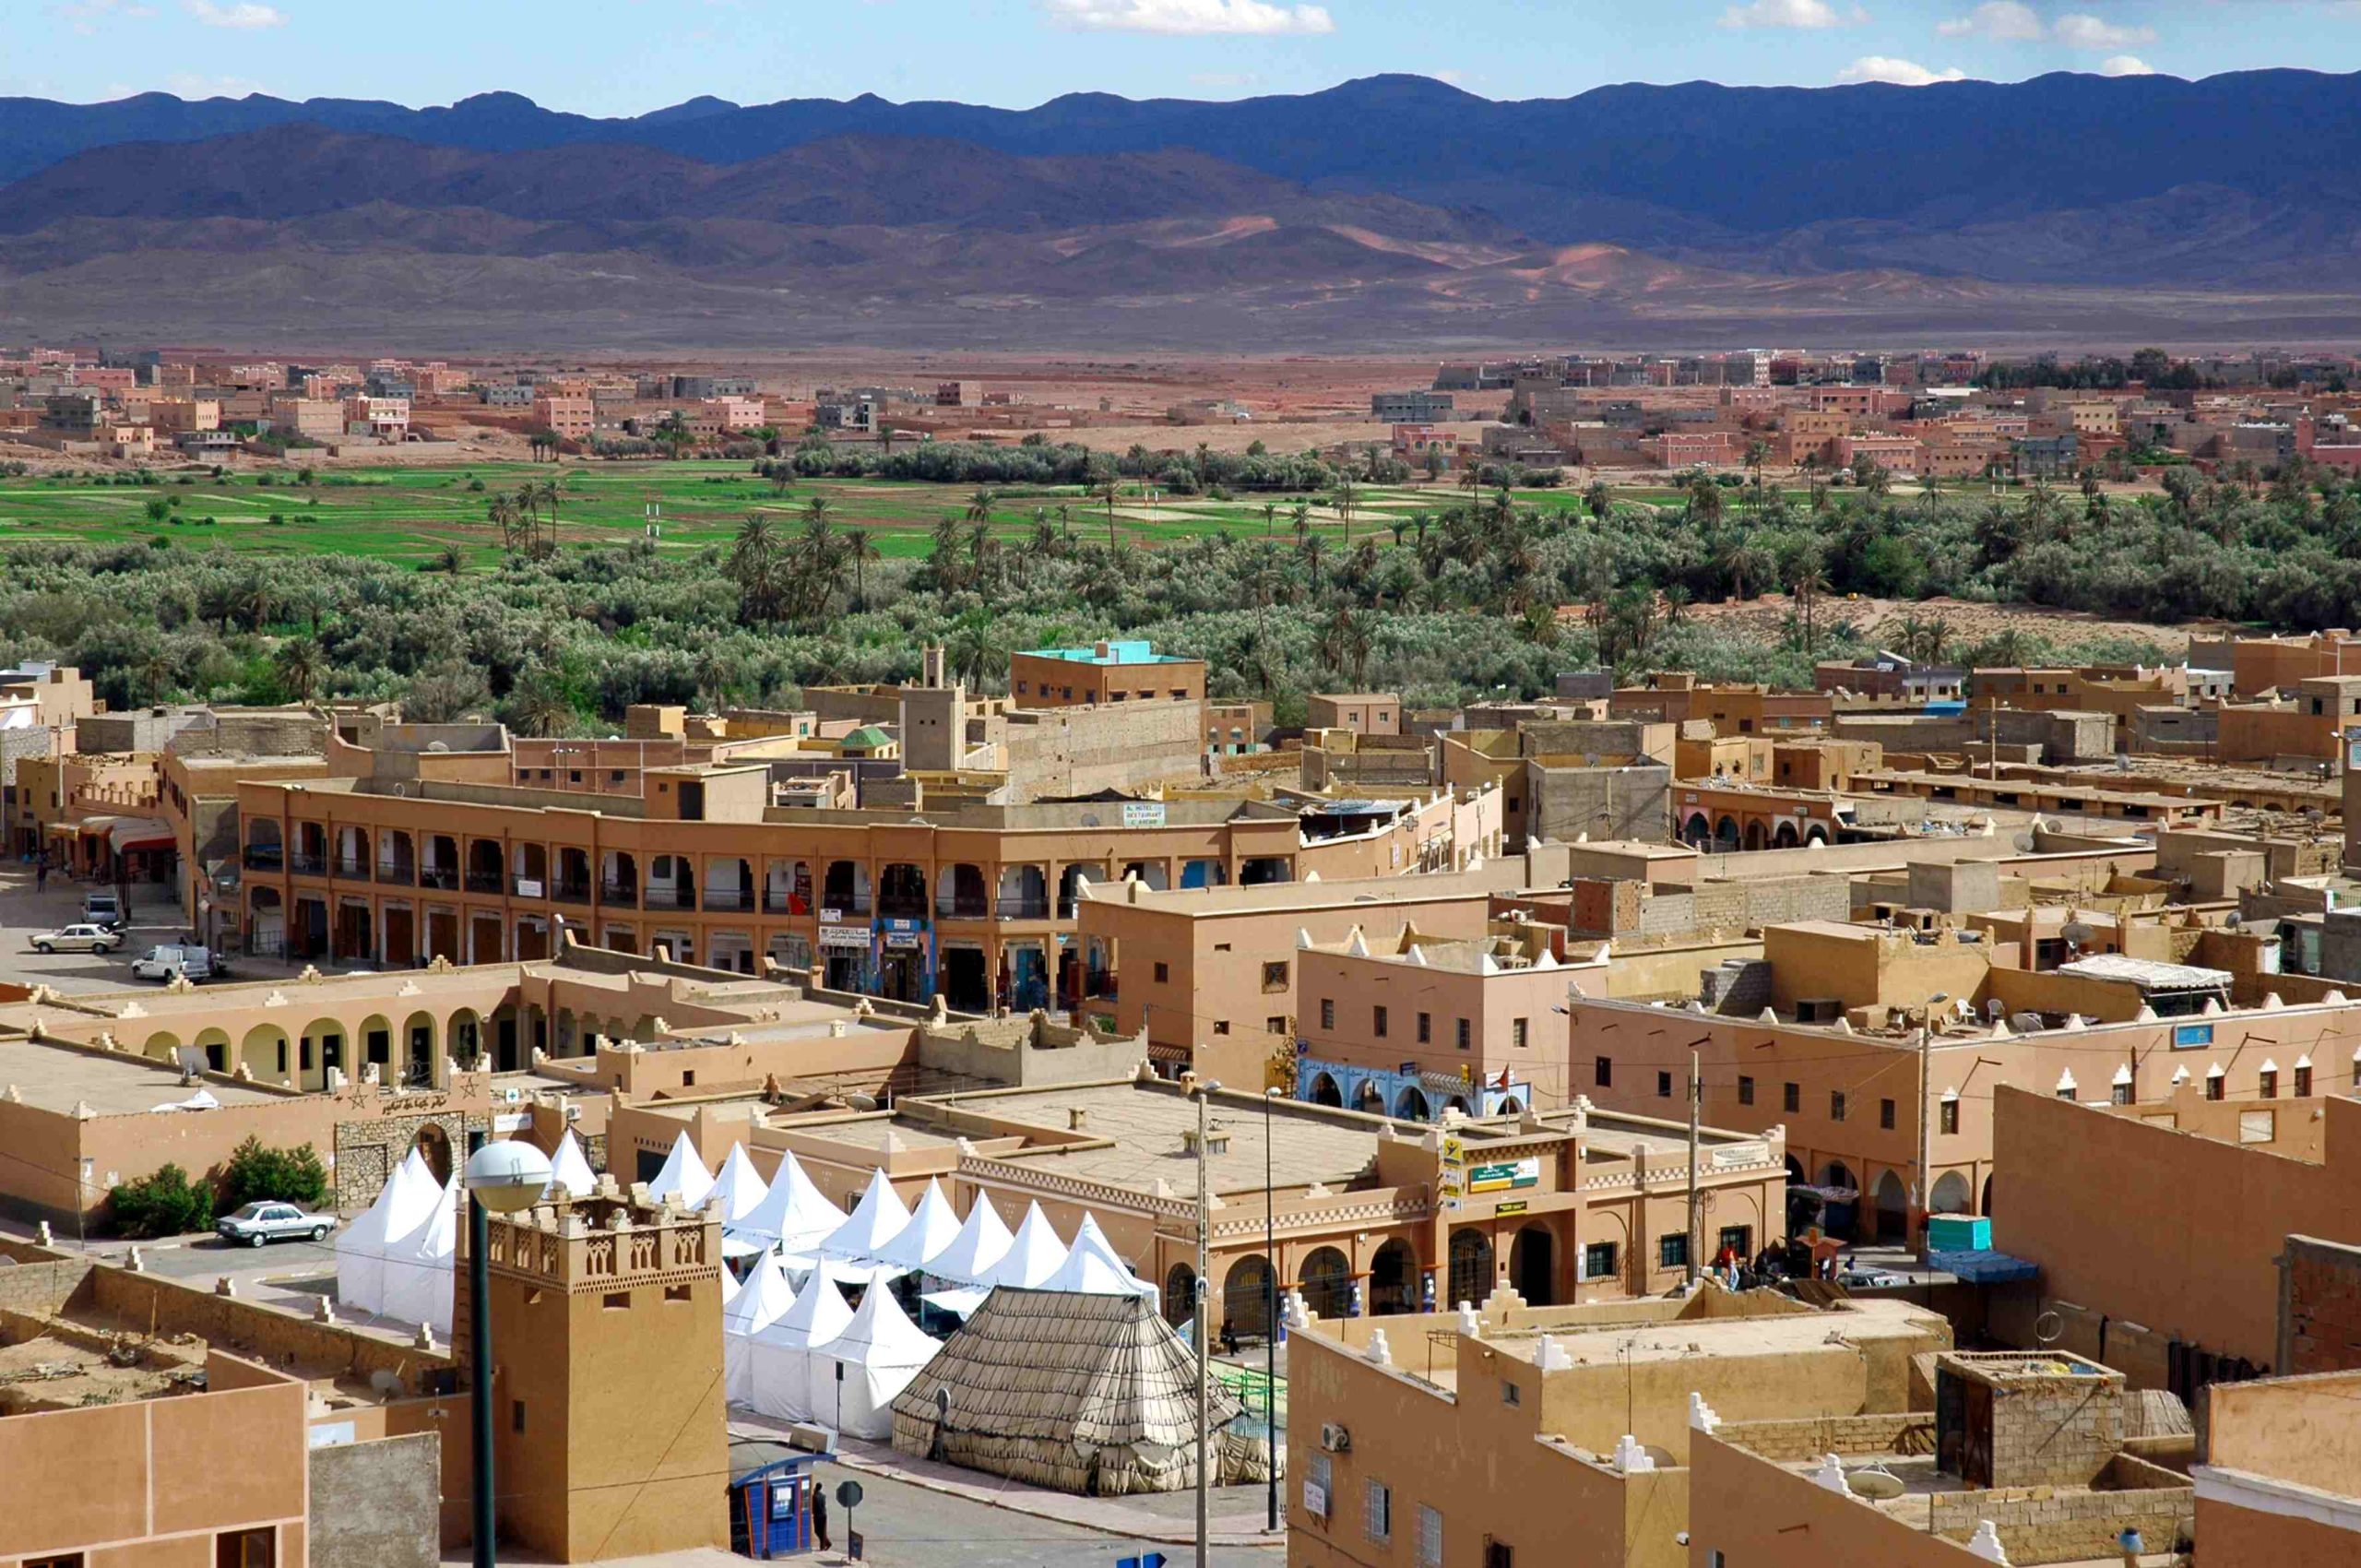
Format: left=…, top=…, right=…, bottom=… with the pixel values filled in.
left=1468, top=1158, right=1540, bottom=1194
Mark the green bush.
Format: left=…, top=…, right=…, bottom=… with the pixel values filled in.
left=110, top=1164, right=214, bottom=1238
left=217, top=1135, right=329, bottom=1211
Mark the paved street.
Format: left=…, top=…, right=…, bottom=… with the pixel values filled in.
left=0, top=864, right=307, bottom=995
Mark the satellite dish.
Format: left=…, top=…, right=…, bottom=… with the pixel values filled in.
left=842, top=1093, right=878, bottom=1112
left=2060, top=921, right=2095, bottom=948
left=2011, top=831, right=2037, bottom=853
left=369, top=1369, right=406, bottom=1400
left=1848, top=1466, right=1907, bottom=1502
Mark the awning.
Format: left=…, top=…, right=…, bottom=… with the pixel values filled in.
left=1928, top=1248, right=2040, bottom=1284
left=110, top=817, right=174, bottom=853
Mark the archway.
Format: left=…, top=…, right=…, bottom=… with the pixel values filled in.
left=1805, top=826, right=1830, bottom=847
left=1784, top=1154, right=1805, bottom=1183
left=1681, top=814, right=1712, bottom=849
left=1743, top=820, right=1768, bottom=852
left=1444, top=1095, right=1473, bottom=1116
left=1394, top=1086, right=1432, bottom=1121
left=403, top=1011, right=437, bottom=1086
left=357, top=1013, right=393, bottom=1080
left=239, top=1024, right=291, bottom=1084
left=1162, top=1263, right=1196, bottom=1329
left=1873, top=1170, right=1909, bottom=1241
left=1308, top=1073, right=1343, bottom=1108
left=1353, top=1080, right=1385, bottom=1117
left=413, top=1123, right=454, bottom=1184
left=1773, top=821, right=1799, bottom=849
left=1929, top=1170, right=1972, bottom=1215
left=1981, top=1175, right=1994, bottom=1218
left=298, top=1016, right=346, bottom=1092
left=1299, top=1247, right=1351, bottom=1320
left=1819, top=1159, right=1855, bottom=1191
left=1496, top=1096, right=1524, bottom=1116
left=1510, top=1224, right=1556, bottom=1304
left=449, top=1008, right=483, bottom=1066
left=1447, top=1229, right=1494, bottom=1310
left=1368, top=1240, right=1416, bottom=1315
left=194, top=1027, right=231, bottom=1074
left=1223, top=1255, right=1275, bottom=1341
left=1714, top=815, right=1740, bottom=850
left=142, top=1030, right=183, bottom=1063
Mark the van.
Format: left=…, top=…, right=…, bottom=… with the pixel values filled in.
left=130, top=944, right=214, bottom=983
left=81, top=891, right=123, bottom=930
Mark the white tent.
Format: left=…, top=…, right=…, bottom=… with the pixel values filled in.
left=804, top=1280, right=943, bottom=1439
left=548, top=1130, right=597, bottom=1198
left=333, top=1149, right=440, bottom=1315
left=380, top=1176, right=458, bottom=1333
left=870, top=1178, right=961, bottom=1274
left=705, top=1144, right=771, bottom=1227
left=748, top=1274, right=851, bottom=1422
left=977, top=1201, right=1070, bottom=1291
left=819, top=1170, right=912, bottom=1263
left=646, top=1132, right=716, bottom=1210
left=919, top=1195, right=1014, bottom=1287
left=722, top=1251, right=798, bottom=1407
left=1040, top=1213, right=1155, bottom=1301
left=729, top=1149, right=843, bottom=1251
left=720, top=1263, right=742, bottom=1308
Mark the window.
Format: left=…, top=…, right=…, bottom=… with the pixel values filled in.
left=1940, top=1097, right=1959, bottom=1134
left=1485, top=1544, right=1514, bottom=1568
left=1738, top=1075, right=1754, bottom=1106
left=1659, top=1232, right=1690, bottom=1270
left=1657, top=1071, right=1673, bottom=1099
left=1374, top=1005, right=1389, bottom=1039
left=682, top=1070, right=696, bottom=1087
left=665, top=1283, right=692, bottom=1302
left=1418, top=1012, right=1432, bottom=1044
left=2260, top=1068, right=2278, bottom=1099
left=1718, top=1225, right=1752, bottom=1259
left=1784, top=1081, right=1800, bottom=1113
left=1709, top=1552, right=1726, bottom=1568
left=1320, top=999, right=1335, bottom=1029
left=1304, top=1452, right=1333, bottom=1518
left=1584, top=1241, right=1618, bottom=1280
left=215, top=1530, right=276, bottom=1568
left=1213, top=1020, right=1230, bottom=1036
left=1501, top=1380, right=1521, bottom=1406
left=1830, top=1090, right=1847, bottom=1123
left=2206, top=1073, right=2225, bottom=1102
left=1416, top=1504, right=1444, bottom=1568
left=1508, top=1018, right=1525, bottom=1050
left=27, top=1556, right=88, bottom=1568
left=1595, top=1056, right=1613, bottom=1087
left=1364, top=1479, right=1393, bottom=1544
left=1880, top=1098, right=1895, bottom=1130
left=1153, top=961, right=1169, bottom=984
left=2296, top=1063, right=2314, bottom=1097
left=1262, top=961, right=1289, bottom=992
left=603, top=1290, right=631, bottom=1310
left=1268, top=1016, right=1288, bottom=1036
left=512, top=1398, right=527, bottom=1433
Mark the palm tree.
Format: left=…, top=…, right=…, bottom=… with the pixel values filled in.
left=1687, top=476, right=1725, bottom=529
left=435, top=544, right=466, bottom=575
left=1299, top=532, right=1326, bottom=591
left=1716, top=536, right=1769, bottom=601
left=1031, top=510, right=1061, bottom=561
left=844, top=529, right=882, bottom=609
left=1261, top=501, right=1278, bottom=538
left=1097, top=477, right=1121, bottom=550
left=273, top=636, right=323, bottom=704
left=946, top=618, right=1006, bottom=689
left=1584, top=479, right=1612, bottom=519
left=506, top=663, right=576, bottom=738
left=929, top=516, right=965, bottom=591
left=965, top=488, right=998, bottom=524
left=1660, top=583, right=1692, bottom=629
left=729, top=512, right=787, bottom=623
left=1289, top=501, right=1312, bottom=546
left=1331, top=477, right=1358, bottom=545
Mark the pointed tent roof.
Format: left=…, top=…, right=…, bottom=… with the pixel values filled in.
left=720, top=1261, right=742, bottom=1307
left=646, top=1131, right=716, bottom=1210
left=724, top=1251, right=798, bottom=1339
left=730, top=1148, right=843, bottom=1249
left=1040, top=1214, right=1153, bottom=1299
left=819, top=1170, right=913, bottom=1261
left=755, top=1270, right=851, bottom=1350
left=706, top=1144, right=771, bottom=1227
left=886, top=1289, right=1244, bottom=1493
left=377, top=1149, right=446, bottom=1253
left=871, top=1177, right=961, bottom=1272
left=549, top=1129, right=597, bottom=1198
left=979, top=1202, right=1070, bottom=1290
left=811, top=1275, right=941, bottom=1372
left=920, top=1195, right=1014, bottom=1285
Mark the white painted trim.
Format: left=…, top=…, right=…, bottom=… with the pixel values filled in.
left=2196, top=1464, right=2361, bottom=1534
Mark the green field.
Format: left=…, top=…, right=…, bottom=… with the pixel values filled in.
left=0, top=461, right=1513, bottom=567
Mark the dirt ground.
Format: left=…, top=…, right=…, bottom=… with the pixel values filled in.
left=1689, top=591, right=2223, bottom=654
left=0, top=1324, right=207, bottom=1413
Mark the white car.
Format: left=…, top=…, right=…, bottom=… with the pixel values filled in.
left=30, top=923, right=123, bottom=955
left=215, top=1202, right=335, bottom=1247
left=130, top=944, right=214, bottom=982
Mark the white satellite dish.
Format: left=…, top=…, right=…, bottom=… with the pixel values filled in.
left=1848, top=1466, right=1907, bottom=1501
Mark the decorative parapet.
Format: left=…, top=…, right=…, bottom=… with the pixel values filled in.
left=482, top=1196, right=717, bottom=1293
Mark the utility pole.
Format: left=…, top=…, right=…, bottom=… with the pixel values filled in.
left=1193, top=1079, right=1218, bottom=1566
left=1914, top=993, right=1949, bottom=1265
left=1684, top=1039, right=1703, bottom=1287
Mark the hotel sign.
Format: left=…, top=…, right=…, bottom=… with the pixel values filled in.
left=818, top=923, right=871, bottom=949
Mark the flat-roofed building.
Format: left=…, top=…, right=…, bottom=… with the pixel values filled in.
left=1009, top=638, right=1206, bottom=708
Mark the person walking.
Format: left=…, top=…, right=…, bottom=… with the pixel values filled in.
left=810, top=1482, right=831, bottom=1555
left=34, top=857, right=46, bottom=893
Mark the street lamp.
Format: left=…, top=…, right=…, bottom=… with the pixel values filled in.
left=462, top=1134, right=554, bottom=1568
left=1263, top=1087, right=1280, bottom=1534
left=1914, top=993, right=1950, bottom=1268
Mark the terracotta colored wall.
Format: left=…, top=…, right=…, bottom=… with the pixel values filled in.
left=1686, top=1431, right=1983, bottom=1568
left=2196, top=1500, right=2361, bottom=1567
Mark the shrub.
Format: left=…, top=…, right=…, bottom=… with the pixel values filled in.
left=110, top=1163, right=215, bottom=1238
left=217, top=1135, right=329, bottom=1211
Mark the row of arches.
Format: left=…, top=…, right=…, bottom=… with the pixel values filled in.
left=1160, top=1229, right=1575, bottom=1336
left=1299, top=1072, right=1520, bottom=1123
left=1679, top=814, right=1831, bottom=852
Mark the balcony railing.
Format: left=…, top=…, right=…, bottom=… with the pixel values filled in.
left=418, top=867, right=458, bottom=891
left=599, top=881, right=638, bottom=908
left=243, top=847, right=282, bottom=873
left=877, top=897, right=931, bottom=921
left=936, top=897, right=991, bottom=921
left=701, top=888, right=752, bottom=912
left=821, top=894, right=871, bottom=917
left=763, top=890, right=808, bottom=916
left=375, top=861, right=416, bottom=886
left=552, top=878, right=591, bottom=905
left=465, top=871, right=504, bottom=895
left=290, top=851, right=326, bottom=876
left=997, top=897, right=1050, bottom=921
left=644, top=886, right=697, bottom=911
left=334, top=857, right=369, bottom=879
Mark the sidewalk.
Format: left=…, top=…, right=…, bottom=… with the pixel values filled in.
left=729, top=1418, right=1284, bottom=1550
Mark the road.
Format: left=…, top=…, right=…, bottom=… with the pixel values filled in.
left=0, top=866, right=308, bottom=996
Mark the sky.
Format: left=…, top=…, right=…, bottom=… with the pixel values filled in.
left=8, top=0, right=2358, bottom=113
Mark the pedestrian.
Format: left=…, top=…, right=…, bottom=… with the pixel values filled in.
left=810, top=1483, right=830, bottom=1554
left=35, top=859, right=47, bottom=892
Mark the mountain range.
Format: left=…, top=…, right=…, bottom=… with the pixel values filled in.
left=2, top=73, right=2359, bottom=350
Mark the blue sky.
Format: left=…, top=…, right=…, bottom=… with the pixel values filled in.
left=11, top=0, right=2359, bottom=113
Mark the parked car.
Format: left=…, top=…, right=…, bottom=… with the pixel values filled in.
left=80, top=891, right=124, bottom=930
left=29, top=923, right=124, bottom=955
left=215, top=1202, right=334, bottom=1247
left=1838, top=1265, right=1908, bottom=1289
left=129, top=944, right=214, bottom=983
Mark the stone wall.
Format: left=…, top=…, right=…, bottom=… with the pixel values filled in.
left=333, top=1109, right=481, bottom=1211
left=1528, top=762, right=1671, bottom=845
left=310, top=1431, right=441, bottom=1568
left=1988, top=1374, right=2123, bottom=1489
left=1722, top=1411, right=1937, bottom=1462
left=2281, top=1233, right=2361, bottom=1375
left=0, top=1253, right=91, bottom=1313
left=1003, top=698, right=1207, bottom=801
left=1927, top=1459, right=2192, bottom=1564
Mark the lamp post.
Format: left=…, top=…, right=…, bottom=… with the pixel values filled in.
left=1264, top=1086, right=1280, bottom=1534
left=1191, top=1078, right=1222, bottom=1568
left=1914, top=992, right=1950, bottom=1268
left=462, top=1133, right=554, bottom=1568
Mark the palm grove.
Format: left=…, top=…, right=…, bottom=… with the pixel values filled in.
left=6, top=445, right=2356, bottom=733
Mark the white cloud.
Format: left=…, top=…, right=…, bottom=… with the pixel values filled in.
left=1717, top=0, right=1859, bottom=29
left=52, top=0, right=158, bottom=31
left=1838, top=54, right=1968, bottom=85
left=2053, top=12, right=2154, bottom=48
left=1937, top=1, right=2041, bottom=39
left=185, top=1, right=285, bottom=28
left=1039, top=0, right=1335, bottom=34
left=2098, top=53, right=2155, bottom=75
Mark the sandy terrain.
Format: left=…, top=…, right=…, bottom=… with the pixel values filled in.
left=1690, top=592, right=2223, bottom=655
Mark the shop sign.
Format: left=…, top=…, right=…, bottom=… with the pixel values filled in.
left=1467, top=1157, right=1540, bottom=1194
left=819, top=923, right=870, bottom=949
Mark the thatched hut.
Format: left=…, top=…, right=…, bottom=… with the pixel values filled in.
left=888, top=1288, right=1272, bottom=1496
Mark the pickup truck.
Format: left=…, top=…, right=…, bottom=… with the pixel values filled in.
left=130, top=944, right=215, bottom=983
left=214, top=1202, right=335, bottom=1247
left=29, top=923, right=124, bottom=955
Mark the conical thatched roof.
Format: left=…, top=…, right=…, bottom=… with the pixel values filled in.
left=888, top=1288, right=1255, bottom=1496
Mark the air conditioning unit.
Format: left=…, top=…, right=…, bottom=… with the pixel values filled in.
left=1320, top=1422, right=1352, bottom=1454
left=563, top=1103, right=582, bottom=1123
